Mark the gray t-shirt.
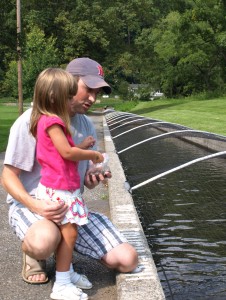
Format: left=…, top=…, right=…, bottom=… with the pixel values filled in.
left=4, top=108, right=97, bottom=204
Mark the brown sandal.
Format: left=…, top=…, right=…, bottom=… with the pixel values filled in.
left=22, top=252, right=48, bottom=284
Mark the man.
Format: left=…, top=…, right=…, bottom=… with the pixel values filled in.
left=1, top=58, right=138, bottom=287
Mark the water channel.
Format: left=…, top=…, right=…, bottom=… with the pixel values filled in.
left=105, top=111, right=226, bottom=300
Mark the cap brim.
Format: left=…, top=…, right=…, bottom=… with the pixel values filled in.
left=81, top=75, right=111, bottom=94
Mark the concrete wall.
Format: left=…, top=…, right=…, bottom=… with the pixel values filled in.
left=103, top=117, right=165, bottom=300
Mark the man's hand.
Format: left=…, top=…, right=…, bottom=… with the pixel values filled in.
left=33, top=199, right=68, bottom=224
left=84, top=169, right=112, bottom=189
left=77, top=136, right=96, bottom=149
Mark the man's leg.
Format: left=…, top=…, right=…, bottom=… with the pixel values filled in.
left=9, top=203, right=61, bottom=283
left=22, top=218, right=61, bottom=283
left=9, top=203, right=93, bottom=285
left=23, top=218, right=61, bottom=260
left=101, top=243, right=138, bottom=273
left=75, top=212, right=138, bottom=272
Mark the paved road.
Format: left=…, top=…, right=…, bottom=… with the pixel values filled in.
left=0, top=114, right=116, bottom=300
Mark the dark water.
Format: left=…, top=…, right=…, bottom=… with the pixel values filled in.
left=132, top=161, right=226, bottom=299
left=106, top=112, right=226, bottom=300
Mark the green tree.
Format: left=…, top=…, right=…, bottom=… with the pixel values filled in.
left=136, top=0, right=226, bottom=97
left=0, top=0, right=17, bottom=95
left=2, top=0, right=226, bottom=99
left=3, top=24, right=59, bottom=99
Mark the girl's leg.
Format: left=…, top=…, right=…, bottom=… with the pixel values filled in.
left=51, top=223, right=88, bottom=300
left=56, top=223, right=78, bottom=272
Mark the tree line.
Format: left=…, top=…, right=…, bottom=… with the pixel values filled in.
left=1, top=0, right=226, bottom=100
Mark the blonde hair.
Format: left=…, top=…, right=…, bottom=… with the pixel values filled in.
left=30, top=68, right=77, bottom=137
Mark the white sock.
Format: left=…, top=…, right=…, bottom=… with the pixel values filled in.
left=69, top=264, right=80, bottom=283
left=54, top=270, right=71, bottom=288
left=69, top=263, right=74, bottom=274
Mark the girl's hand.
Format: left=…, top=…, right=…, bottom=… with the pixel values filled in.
left=92, top=151, right=104, bottom=164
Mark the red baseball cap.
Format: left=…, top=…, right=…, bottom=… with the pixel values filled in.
left=66, top=57, right=111, bottom=94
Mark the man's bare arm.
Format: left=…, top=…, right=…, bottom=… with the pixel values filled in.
left=1, top=165, right=68, bottom=223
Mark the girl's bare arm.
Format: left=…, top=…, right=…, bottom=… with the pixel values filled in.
left=47, top=125, right=103, bottom=163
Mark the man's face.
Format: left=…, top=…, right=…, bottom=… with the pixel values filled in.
left=68, top=78, right=101, bottom=116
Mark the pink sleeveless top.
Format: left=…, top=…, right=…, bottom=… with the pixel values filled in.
left=36, top=115, right=80, bottom=190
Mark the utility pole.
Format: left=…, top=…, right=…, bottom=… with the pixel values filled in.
left=17, top=0, right=23, bottom=115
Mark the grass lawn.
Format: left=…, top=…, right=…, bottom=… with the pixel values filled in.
left=1, top=96, right=226, bottom=152
left=0, top=105, right=21, bottom=152
left=129, top=97, right=226, bottom=136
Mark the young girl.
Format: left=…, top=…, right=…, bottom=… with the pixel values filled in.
left=30, top=68, right=104, bottom=300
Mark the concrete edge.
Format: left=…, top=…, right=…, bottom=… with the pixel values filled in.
left=103, top=116, right=165, bottom=300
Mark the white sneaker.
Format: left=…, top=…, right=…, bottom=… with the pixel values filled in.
left=71, top=273, right=93, bottom=289
left=50, top=283, right=88, bottom=300
left=131, top=265, right=145, bottom=273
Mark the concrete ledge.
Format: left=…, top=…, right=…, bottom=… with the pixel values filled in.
left=103, top=117, right=165, bottom=300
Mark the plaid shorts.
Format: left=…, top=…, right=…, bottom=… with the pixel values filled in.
left=9, top=202, right=127, bottom=260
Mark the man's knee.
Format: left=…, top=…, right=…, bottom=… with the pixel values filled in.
left=102, top=242, right=138, bottom=273
left=23, top=219, right=61, bottom=259
left=119, top=243, right=138, bottom=272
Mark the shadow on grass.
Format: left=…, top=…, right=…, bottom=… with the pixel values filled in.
left=131, top=102, right=181, bottom=115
